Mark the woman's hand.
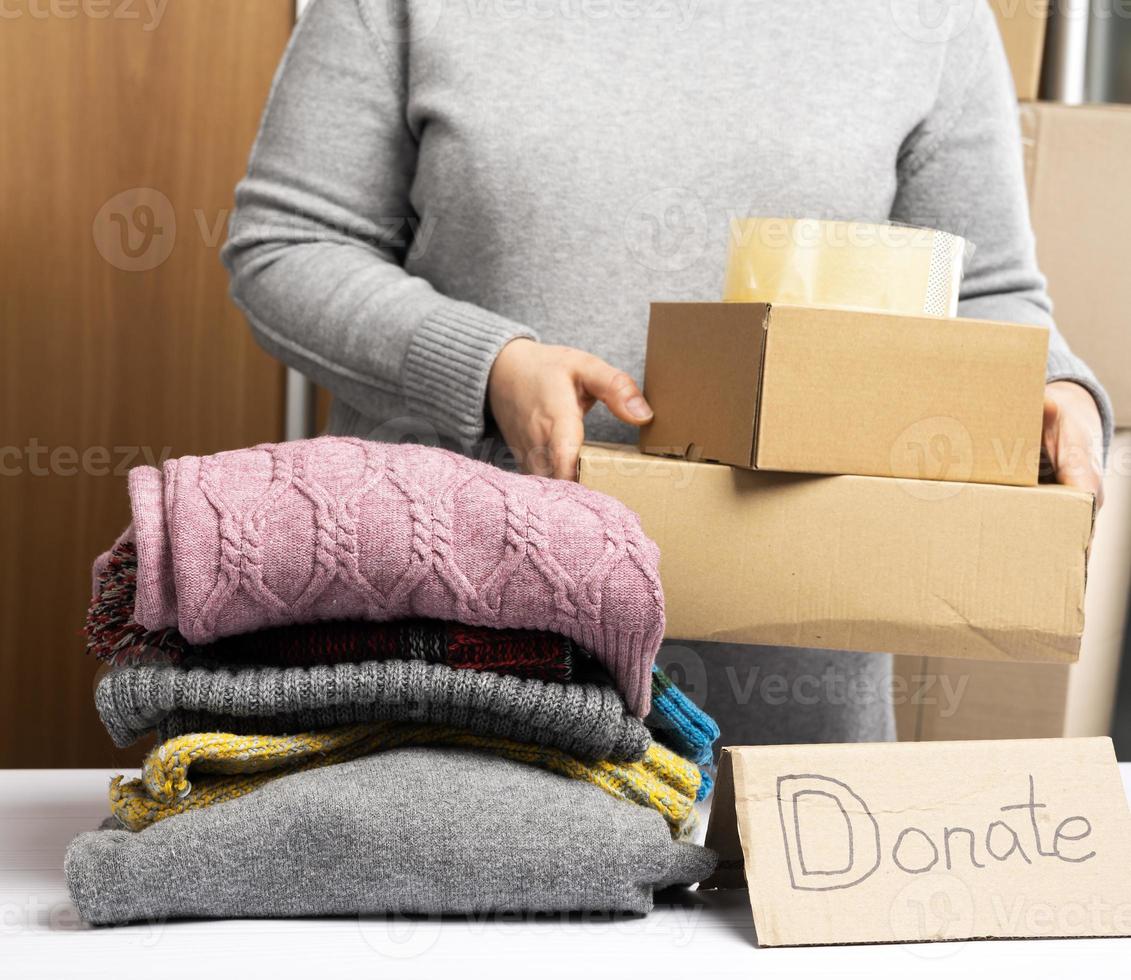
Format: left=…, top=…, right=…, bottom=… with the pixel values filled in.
left=1043, top=381, right=1105, bottom=509
left=487, top=339, right=653, bottom=479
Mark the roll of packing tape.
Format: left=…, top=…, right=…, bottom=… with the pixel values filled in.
left=724, top=218, right=970, bottom=318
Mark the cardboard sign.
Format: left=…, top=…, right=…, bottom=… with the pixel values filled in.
left=702, top=738, right=1131, bottom=946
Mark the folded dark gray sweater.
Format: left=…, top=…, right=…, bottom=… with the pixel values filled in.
left=95, top=658, right=650, bottom=761
left=66, top=747, right=716, bottom=923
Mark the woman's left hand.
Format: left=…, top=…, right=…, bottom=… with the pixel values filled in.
left=1043, top=381, right=1105, bottom=510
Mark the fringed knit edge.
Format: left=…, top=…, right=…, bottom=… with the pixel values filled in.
left=84, top=541, right=187, bottom=667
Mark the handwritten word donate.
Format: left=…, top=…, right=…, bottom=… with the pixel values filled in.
left=778, top=774, right=1095, bottom=892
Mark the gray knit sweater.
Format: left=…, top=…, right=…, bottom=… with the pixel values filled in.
left=222, top=0, right=1112, bottom=451
left=95, top=659, right=650, bottom=761
left=66, top=748, right=716, bottom=923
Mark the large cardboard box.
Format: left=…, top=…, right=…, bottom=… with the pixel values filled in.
left=1022, top=101, right=1131, bottom=426
left=989, top=0, right=1047, bottom=100
left=578, top=443, right=1094, bottom=663
left=639, top=302, right=1048, bottom=485
left=896, top=430, right=1131, bottom=739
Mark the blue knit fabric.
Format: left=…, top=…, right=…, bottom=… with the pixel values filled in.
left=645, top=666, right=719, bottom=800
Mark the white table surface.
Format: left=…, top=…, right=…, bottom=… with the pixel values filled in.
left=4, top=767, right=1131, bottom=979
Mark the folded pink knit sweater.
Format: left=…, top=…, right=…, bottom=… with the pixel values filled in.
left=117, top=437, right=664, bottom=716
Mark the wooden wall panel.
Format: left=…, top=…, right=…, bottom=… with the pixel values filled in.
left=0, top=0, right=293, bottom=767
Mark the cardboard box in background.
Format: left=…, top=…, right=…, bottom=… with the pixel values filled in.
left=989, top=0, right=1048, bottom=101
left=1022, top=101, right=1131, bottom=427
left=639, top=302, right=1048, bottom=485
left=896, top=430, right=1131, bottom=740
left=579, top=443, right=1094, bottom=664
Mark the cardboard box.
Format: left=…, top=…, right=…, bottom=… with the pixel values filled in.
left=578, top=443, right=1094, bottom=663
left=1022, top=101, right=1131, bottom=426
left=639, top=302, right=1048, bottom=485
left=896, top=430, right=1131, bottom=740
left=989, top=0, right=1048, bottom=100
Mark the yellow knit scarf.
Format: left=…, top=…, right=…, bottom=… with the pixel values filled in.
left=109, top=723, right=702, bottom=837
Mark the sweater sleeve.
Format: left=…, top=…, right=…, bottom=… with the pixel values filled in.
left=888, top=1, right=1113, bottom=454
left=220, top=0, right=537, bottom=446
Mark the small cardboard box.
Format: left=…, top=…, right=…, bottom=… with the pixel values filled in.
left=578, top=443, right=1094, bottom=663
left=638, top=302, right=1048, bottom=486
left=1022, top=101, right=1131, bottom=426
left=896, top=431, right=1131, bottom=739
left=989, top=0, right=1048, bottom=100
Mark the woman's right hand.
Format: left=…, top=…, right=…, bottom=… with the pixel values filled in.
left=487, top=339, right=653, bottom=480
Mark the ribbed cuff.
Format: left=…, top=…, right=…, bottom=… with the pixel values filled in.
left=1047, top=346, right=1115, bottom=461
left=402, top=302, right=538, bottom=447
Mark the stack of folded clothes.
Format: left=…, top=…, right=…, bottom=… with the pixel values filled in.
left=66, top=437, right=718, bottom=925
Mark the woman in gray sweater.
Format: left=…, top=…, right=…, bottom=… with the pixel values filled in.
left=222, top=0, right=1110, bottom=745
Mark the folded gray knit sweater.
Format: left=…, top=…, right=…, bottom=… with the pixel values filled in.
left=66, top=747, right=716, bottom=923
left=95, top=658, right=649, bottom=761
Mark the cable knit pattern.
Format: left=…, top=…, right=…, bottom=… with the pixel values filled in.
left=123, top=437, right=664, bottom=716
left=95, top=659, right=650, bottom=762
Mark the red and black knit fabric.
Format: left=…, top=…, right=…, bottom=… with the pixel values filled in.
left=85, top=541, right=186, bottom=666
left=85, top=541, right=574, bottom=682
left=200, top=619, right=576, bottom=680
